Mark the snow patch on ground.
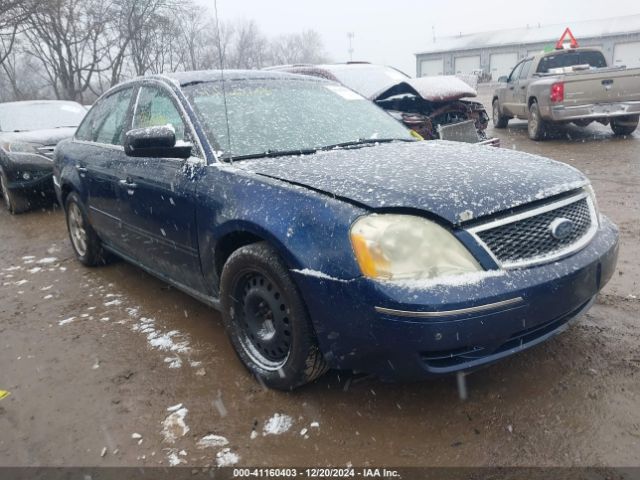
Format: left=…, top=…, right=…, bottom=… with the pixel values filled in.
left=37, top=257, right=58, bottom=265
left=161, top=407, right=189, bottom=443
left=263, top=413, right=293, bottom=436
left=196, top=434, right=229, bottom=449
left=216, top=448, right=240, bottom=466
left=58, top=317, right=76, bottom=326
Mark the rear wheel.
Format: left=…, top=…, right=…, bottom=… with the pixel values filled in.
left=611, top=116, right=638, bottom=136
left=220, top=242, right=328, bottom=390
left=528, top=101, right=547, bottom=141
left=0, top=170, right=30, bottom=214
left=65, top=192, right=106, bottom=266
left=492, top=99, right=509, bottom=128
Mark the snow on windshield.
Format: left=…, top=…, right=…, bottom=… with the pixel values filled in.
left=184, top=78, right=413, bottom=158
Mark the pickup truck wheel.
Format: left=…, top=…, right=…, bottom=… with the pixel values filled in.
left=492, top=100, right=509, bottom=128
left=220, top=242, right=328, bottom=390
left=65, top=192, right=107, bottom=266
left=611, top=116, right=639, bottom=136
left=528, top=101, right=547, bottom=141
left=1, top=170, right=30, bottom=214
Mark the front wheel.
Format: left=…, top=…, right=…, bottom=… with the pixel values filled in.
left=492, top=99, right=509, bottom=128
left=65, top=192, right=107, bottom=266
left=0, top=170, right=30, bottom=214
left=611, top=116, right=638, bottom=136
left=528, top=101, right=547, bottom=141
left=220, top=242, right=328, bottom=390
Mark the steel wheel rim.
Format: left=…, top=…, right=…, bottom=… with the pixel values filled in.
left=68, top=203, right=88, bottom=257
left=233, top=271, right=291, bottom=371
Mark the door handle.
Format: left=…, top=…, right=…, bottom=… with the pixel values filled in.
left=76, top=165, right=88, bottom=173
left=119, top=178, right=137, bottom=187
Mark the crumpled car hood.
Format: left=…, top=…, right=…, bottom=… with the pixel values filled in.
left=238, top=141, right=588, bottom=225
left=372, top=76, right=478, bottom=102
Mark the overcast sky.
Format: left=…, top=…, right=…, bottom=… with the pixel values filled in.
left=204, top=0, right=640, bottom=74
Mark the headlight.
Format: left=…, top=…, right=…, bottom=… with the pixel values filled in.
left=350, top=214, right=482, bottom=281
left=1, top=141, right=40, bottom=154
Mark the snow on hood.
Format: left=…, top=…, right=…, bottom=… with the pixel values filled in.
left=238, top=141, right=588, bottom=225
left=372, top=76, right=477, bottom=102
left=0, top=127, right=78, bottom=146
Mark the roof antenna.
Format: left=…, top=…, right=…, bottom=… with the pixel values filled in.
left=213, top=0, right=233, bottom=163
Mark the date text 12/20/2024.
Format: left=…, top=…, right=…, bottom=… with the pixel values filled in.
left=232, top=468, right=401, bottom=478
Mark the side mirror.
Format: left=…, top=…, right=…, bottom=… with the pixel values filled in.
left=498, top=76, right=508, bottom=83
left=124, top=125, right=192, bottom=159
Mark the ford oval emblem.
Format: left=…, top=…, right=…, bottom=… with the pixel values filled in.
left=549, top=218, right=574, bottom=240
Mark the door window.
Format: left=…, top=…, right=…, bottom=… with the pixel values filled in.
left=133, top=86, right=187, bottom=142
left=76, top=88, right=133, bottom=145
left=508, top=62, right=524, bottom=83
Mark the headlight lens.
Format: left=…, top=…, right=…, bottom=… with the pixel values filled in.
left=350, top=214, right=482, bottom=281
left=2, top=141, right=40, bottom=154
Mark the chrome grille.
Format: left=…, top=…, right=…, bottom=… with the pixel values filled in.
left=469, top=193, right=597, bottom=268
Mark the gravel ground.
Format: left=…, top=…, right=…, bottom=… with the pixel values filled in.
left=1, top=89, right=639, bottom=468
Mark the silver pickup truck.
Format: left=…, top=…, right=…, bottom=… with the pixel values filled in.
left=492, top=47, right=640, bottom=140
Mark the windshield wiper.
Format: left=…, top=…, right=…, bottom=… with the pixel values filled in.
left=225, top=148, right=319, bottom=162
left=223, top=138, right=415, bottom=162
left=319, top=138, right=415, bottom=151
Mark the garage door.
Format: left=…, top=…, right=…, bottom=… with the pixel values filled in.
left=490, top=52, right=518, bottom=80
left=613, top=41, right=640, bottom=68
left=420, top=58, right=444, bottom=77
left=454, top=56, right=480, bottom=75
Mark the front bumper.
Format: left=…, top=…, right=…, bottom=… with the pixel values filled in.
left=548, top=101, right=640, bottom=122
left=292, top=216, right=619, bottom=380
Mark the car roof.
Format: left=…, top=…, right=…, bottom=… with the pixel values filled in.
left=0, top=100, right=82, bottom=108
left=149, top=69, right=328, bottom=87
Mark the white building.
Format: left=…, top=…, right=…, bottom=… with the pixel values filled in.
left=415, top=15, right=640, bottom=80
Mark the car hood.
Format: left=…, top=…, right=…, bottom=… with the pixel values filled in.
left=0, top=127, right=77, bottom=146
left=238, top=141, right=588, bottom=225
left=372, top=76, right=478, bottom=102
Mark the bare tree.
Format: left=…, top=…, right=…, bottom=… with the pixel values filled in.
left=22, top=0, right=113, bottom=101
left=269, top=30, right=328, bottom=66
left=0, top=0, right=37, bottom=65
left=227, top=19, right=267, bottom=69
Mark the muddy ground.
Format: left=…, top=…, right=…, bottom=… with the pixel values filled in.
left=1, top=87, right=639, bottom=469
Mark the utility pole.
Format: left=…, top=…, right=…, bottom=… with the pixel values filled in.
left=347, top=32, right=354, bottom=61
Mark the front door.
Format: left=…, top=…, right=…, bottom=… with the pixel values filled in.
left=119, top=83, right=204, bottom=290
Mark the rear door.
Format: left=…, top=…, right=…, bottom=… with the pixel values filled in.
left=72, top=86, right=134, bottom=247
left=119, top=82, right=205, bottom=290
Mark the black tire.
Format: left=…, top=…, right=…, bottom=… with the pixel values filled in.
left=0, top=170, right=30, bottom=214
left=64, top=191, right=106, bottom=266
left=220, top=242, right=328, bottom=390
left=492, top=99, right=509, bottom=128
left=611, top=116, right=638, bottom=136
left=528, top=101, right=547, bottom=141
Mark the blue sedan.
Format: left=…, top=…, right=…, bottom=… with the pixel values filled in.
left=53, top=71, right=618, bottom=389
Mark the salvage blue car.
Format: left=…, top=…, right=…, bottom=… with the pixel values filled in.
left=53, top=71, right=619, bottom=390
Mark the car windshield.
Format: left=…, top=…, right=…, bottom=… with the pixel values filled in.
left=324, top=64, right=411, bottom=98
left=184, top=78, right=414, bottom=159
left=536, top=50, right=607, bottom=73
left=0, top=101, right=86, bottom=132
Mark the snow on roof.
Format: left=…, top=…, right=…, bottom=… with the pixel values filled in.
left=416, top=14, right=640, bottom=55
